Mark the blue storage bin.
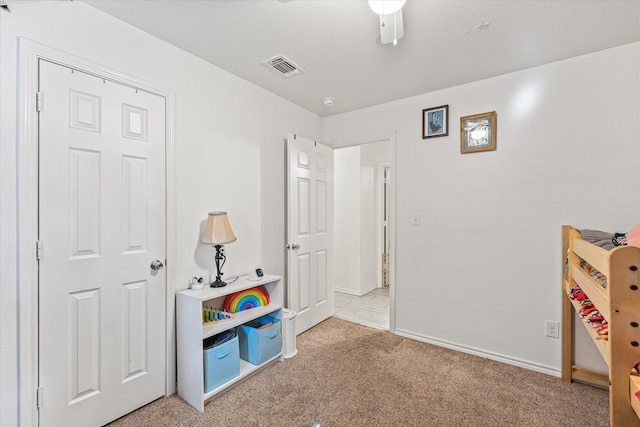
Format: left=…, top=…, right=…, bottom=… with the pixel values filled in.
left=203, top=332, right=240, bottom=393
left=236, top=315, right=282, bottom=365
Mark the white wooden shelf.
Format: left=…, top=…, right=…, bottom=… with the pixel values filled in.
left=177, top=274, right=283, bottom=412
left=182, top=274, right=281, bottom=302
left=202, top=303, right=281, bottom=339
left=202, top=353, right=282, bottom=400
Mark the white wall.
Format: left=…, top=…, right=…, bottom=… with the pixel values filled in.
left=334, top=146, right=361, bottom=293
left=360, top=140, right=392, bottom=168
left=334, top=142, right=391, bottom=295
left=360, top=166, right=376, bottom=291
left=324, top=42, right=640, bottom=374
left=0, top=2, right=321, bottom=425
left=361, top=141, right=391, bottom=288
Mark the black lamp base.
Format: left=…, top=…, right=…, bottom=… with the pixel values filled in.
left=210, top=244, right=228, bottom=288
left=210, top=279, right=227, bottom=288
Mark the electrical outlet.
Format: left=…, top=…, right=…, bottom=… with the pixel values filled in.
left=545, top=320, right=559, bottom=339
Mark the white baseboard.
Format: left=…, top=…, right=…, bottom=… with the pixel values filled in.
left=334, top=285, right=377, bottom=297
left=394, top=328, right=561, bottom=378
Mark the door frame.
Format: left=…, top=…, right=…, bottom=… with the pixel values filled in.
left=16, top=38, right=177, bottom=426
left=327, top=131, right=396, bottom=332
left=377, top=162, right=391, bottom=288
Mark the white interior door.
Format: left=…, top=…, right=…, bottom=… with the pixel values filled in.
left=287, top=134, right=334, bottom=334
left=38, top=60, right=166, bottom=426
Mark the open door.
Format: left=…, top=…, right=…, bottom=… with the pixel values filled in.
left=286, top=134, right=334, bottom=334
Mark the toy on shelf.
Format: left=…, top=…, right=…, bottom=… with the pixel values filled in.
left=202, top=306, right=232, bottom=324
left=223, top=286, right=270, bottom=313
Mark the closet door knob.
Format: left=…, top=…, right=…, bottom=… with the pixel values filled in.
left=150, top=259, right=164, bottom=271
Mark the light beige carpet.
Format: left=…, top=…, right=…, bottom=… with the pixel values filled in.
left=109, top=317, right=609, bottom=426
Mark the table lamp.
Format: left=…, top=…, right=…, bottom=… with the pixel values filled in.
left=201, top=211, right=236, bottom=287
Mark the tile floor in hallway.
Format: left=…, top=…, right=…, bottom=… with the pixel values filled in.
left=333, top=287, right=389, bottom=330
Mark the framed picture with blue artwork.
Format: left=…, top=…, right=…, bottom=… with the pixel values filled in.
left=422, top=105, right=449, bottom=139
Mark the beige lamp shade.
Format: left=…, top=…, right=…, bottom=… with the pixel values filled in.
left=201, top=211, right=236, bottom=245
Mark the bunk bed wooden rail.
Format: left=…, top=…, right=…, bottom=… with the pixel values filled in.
left=561, top=225, right=640, bottom=427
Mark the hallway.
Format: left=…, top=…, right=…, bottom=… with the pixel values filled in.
left=333, top=288, right=389, bottom=330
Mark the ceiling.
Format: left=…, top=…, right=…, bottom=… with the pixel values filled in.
left=83, top=0, right=640, bottom=117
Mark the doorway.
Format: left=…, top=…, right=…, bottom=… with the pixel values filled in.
left=332, top=139, right=392, bottom=330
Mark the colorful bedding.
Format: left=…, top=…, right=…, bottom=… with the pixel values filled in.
left=569, top=285, right=608, bottom=340
left=575, top=228, right=628, bottom=290
left=579, top=258, right=608, bottom=289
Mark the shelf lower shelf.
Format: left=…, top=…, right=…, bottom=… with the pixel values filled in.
left=202, top=304, right=282, bottom=339
left=203, top=352, right=283, bottom=402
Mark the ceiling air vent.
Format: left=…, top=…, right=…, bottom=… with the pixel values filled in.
left=262, top=54, right=305, bottom=78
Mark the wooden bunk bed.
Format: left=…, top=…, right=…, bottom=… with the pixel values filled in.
left=561, top=225, right=640, bottom=426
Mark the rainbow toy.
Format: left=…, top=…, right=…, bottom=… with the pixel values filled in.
left=223, top=286, right=270, bottom=313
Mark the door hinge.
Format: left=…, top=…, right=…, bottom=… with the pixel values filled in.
left=36, top=240, right=44, bottom=260
left=36, top=92, right=43, bottom=112
left=37, top=387, right=44, bottom=408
